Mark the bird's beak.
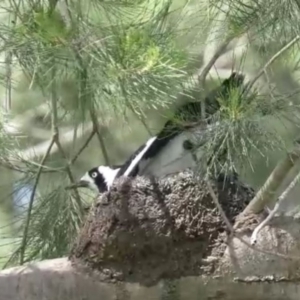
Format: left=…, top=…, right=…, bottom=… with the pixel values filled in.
left=77, top=173, right=93, bottom=188
left=65, top=173, right=92, bottom=190
left=75, top=180, right=90, bottom=188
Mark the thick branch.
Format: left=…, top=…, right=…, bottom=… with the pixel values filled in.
left=243, top=144, right=300, bottom=214
left=2, top=173, right=300, bottom=300
left=198, top=36, right=234, bottom=86
left=1, top=255, right=300, bottom=300
left=197, top=36, right=234, bottom=119
left=251, top=166, right=300, bottom=245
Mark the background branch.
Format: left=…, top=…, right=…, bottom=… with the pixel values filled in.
left=50, top=62, right=83, bottom=213
left=19, top=138, right=55, bottom=265
left=89, top=108, right=110, bottom=165
left=245, top=36, right=300, bottom=93
left=15, top=122, right=94, bottom=160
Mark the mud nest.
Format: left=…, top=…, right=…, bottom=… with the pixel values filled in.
left=70, top=170, right=255, bottom=287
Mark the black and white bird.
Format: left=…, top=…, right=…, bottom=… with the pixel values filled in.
left=76, top=72, right=245, bottom=193
left=115, top=72, right=245, bottom=179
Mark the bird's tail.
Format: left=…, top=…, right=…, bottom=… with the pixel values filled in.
left=221, top=72, right=245, bottom=90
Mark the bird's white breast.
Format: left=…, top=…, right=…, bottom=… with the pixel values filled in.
left=98, top=166, right=120, bottom=190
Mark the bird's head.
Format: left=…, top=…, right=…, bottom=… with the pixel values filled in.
left=72, top=165, right=121, bottom=193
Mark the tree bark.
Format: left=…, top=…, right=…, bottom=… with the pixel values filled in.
left=1, top=171, right=300, bottom=300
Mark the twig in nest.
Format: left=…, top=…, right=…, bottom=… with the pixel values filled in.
left=206, top=180, right=300, bottom=261
left=251, top=168, right=300, bottom=245
left=206, top=180, right=234, bottom=232
left=245, top=35, right=300, bottom=93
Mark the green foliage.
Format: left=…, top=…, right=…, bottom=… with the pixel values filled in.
left=212, top=0, right=300, bottom=44
left=206, top=85, right=288, bottom=175
left=0, top=0, right=191, bottom=267
left=110, top=25, right=186, bottom=76
left=94, top=23, right=188, bottom=114
left=5, top=182, right=88, bottom=267
left=0, top=0, right=300, bottom=271
left=14, top=8, right=71, bottom=45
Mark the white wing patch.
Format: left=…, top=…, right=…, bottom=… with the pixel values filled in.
left=123, top=136, right=157, bottom=177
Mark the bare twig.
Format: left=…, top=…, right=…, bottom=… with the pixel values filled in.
left=198, top=36, right=234, bottom=86
left=17, top=123, right=94, bottom=160
left=130, top=106, right=152, bottom=136
left=251, top=167, right=300, bottom=245
left=71, top=124, right=78, bottom=157
left=206, top=180, right=300, bottom=261
left=198, top=36, right=234, bottom=119
left=70, top=129, right=96, bottom=164
left=61, top=7, right=111, bottom=166
left=3, top=7, right=18, bottom=112
left=89, top=108, right=110, bottom=165
left=55, top=139, right=83, bottom=213
left=245, top=36, right=300, bottom=93
left=4, top=50, right=12, bottom=112
left=3, top=103, right=50, bottom=136
left=237, top=231, right=300, bottom=261
left=0, top=156, right=62, bottom=173
left=119, top=81, right=152, bottom=136
left=50, top=63, right=83, bottom=213
left=19, top=138, right=55, bottom=265
left=243, top=144, right=300, bottom=215
left=206, top=180, right=235, bottom=232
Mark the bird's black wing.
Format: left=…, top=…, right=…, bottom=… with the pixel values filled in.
left=204, top=72, right=245, bottom=117
left=116, top=72, right=245, bottom=178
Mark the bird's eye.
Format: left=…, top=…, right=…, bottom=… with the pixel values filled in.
left=91, top=172, right=98, bottom=178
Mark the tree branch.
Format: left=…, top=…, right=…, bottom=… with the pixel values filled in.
left=62, top=10, right=111, bottom=166
left=119, top=80, right=152, bottom=136
left=206, top=180, right=234, bottom=232
left=70, top=129, right=96, bottom=164
left=206, top=178, right=300, bottom=261
left=198, top=36, right=235, bottom=119
left=16, top=122, right=94, bottom=160
left=245, top=35, right=300, bottom=93
left=3, top=103, right=50, bottom=136
left=198, top=35, right=234, bottom=86
left=49, top=63, right=83, bottom=213
left=19, top=138, right=55, bottom=265
left=89, top=108, right=110, bottom=165
left=251, top=166, right=300, bottom=245
left=243, top=143, right=300, bottom=215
